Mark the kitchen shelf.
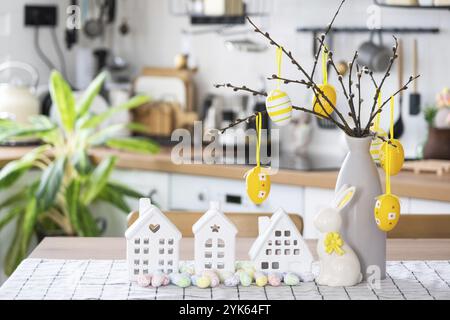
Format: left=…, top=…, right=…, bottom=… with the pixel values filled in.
left=373, top=0, right=450, bottom=10
left=190, top=15, right=246, bottom=25
left=296, top=27, right=440, bottom=34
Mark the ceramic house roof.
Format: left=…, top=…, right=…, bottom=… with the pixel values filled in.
left=125, top=198, right=181, bottom=240
left=248, top=208, right=302, bottom=260
left=192, top=202, right=238, bottom=235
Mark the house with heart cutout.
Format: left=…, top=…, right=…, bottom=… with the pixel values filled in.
left=125, top=198, right=181, bottom=281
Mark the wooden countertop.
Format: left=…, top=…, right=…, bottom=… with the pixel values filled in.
left=30, top=237, right=450, bottom=261
left=1, top=146, right=449, bottom=202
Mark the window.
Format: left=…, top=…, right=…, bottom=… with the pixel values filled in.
left=143, top=238, right=149, bottom=245
left=284, top=240, right=290, bottom=245
left=159, top=248, right=164, bottom=254
left=134, top=259, right=139, bottom=265
left=205, top=262, right=212, bottom=269
left=159, top=239, right=165, bottom=245
left=134, top=239, right=140, bottom=245
left=134, top=269, right=139, bottom=275
left=293, top=240, right=298, bottom=245
left=284, top=249, right=291, bottom=255
left=275, top=249, right=281, bottom=255
left=275, top=240, right=281, bottom=246
left=275, top=230, right=281, bottom=237
left=143, top=248, right=149, bottom=254
left=284, top=230, right=291, bottom=237
left=268, top=240, right=272, bottom=246
left=205, top=239, right=213, bottom=248
left=167, top=260, right=173, bottom=266
left=272, top=262, right=279, bottom=269
left=294, top=249, right=300, bottom=255
left=168, top=239, right=174, bottom=245
left=217, top=252, right=224, bottom=258
left=261, top=262, right=269, bottom=270
left=266, top=249, right=272, bottom=255
left=205, top=251, right=212, bottom=258
left=217, top=262, right=224, bottom=269
left=158, top=260, right=164, bottom=266
left=218, top=238, right=225, bottom=248
left=143, top=269, right=148, bottom=274
left=168, top=248, right=173, bottom=254
left=167, top=269, right=173, bottom=273
left=134, top=248, right=140, bottom=254
left=143, top=260, right=148, bottom=265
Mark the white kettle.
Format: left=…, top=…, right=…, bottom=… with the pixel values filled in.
left=0, top=61, right=40, bottom=125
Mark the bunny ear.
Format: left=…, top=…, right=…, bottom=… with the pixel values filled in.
left=333, top=186, right=356, bottom=210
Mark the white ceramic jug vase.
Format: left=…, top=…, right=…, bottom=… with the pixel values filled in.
left=335, top=135, right=386, bottom=280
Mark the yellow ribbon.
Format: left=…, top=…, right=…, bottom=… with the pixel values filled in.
left=322, top=45, right=329, bottom=85
left=324, top=232, right=345, bottom=256
left=386, top=96, right=394, bottom=195
left=255, top=112, right=262, bottom=167
left=276, top=46, right=283, bottom=89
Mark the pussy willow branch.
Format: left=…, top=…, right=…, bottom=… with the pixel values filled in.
left=356, top=64, right=363, bottom=132
left=347, top=51, right=359, bottom=133
left=246, top=16, right=353, bottom=134
left=213, top=83, right=267, bottom=97
left=365, top=75, right=420, bottom=131
left=310, top=0, right=346, bottom=79
left=364, top=36, right=399, bottom=133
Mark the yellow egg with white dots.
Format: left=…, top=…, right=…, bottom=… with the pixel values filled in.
left=245, top=166, right=271, bottom=205
left=313, top=84, right=336, bottom=117
left=380, top=139, right=404, bottom=176
left=374, top=194, right=401, bottom=232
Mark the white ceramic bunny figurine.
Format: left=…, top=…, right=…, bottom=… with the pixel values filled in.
left=314, top=185, right=362, bottom=287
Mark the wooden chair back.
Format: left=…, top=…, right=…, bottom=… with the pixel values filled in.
left=163, top=211, right=303, bottom=237
left=388, top=214, right=450, bottom=238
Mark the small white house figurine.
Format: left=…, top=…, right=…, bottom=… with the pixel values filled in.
left=125, top=198, right=182, bottom=281
left=249, top=208, right=313, bottom=273
left=193, top=201, right=238, bottom=273
left=314, top=185, right=362, bottom=287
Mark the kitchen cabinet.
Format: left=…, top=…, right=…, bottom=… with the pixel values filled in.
left=169, top=174, right=304, bottom=214
left=409, top=199, right=450, bottom=214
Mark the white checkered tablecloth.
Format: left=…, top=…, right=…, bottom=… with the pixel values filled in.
left=0, top=259, right=449, bottom=300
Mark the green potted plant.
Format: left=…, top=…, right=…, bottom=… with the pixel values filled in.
left=0, top=71, right=159, bottom=275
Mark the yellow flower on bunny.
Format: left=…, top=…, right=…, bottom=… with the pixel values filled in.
left=324, top=232, right=345, bottom=256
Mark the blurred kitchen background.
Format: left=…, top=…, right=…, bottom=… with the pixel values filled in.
left=0, top=0, right=449, bottom=282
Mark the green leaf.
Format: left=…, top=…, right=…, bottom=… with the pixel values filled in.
left=0, top=206, right=24, bottom=233
left=36, top=157, right=66, bottom=211
left=66, top=179, right=83, bottom=236
left=78, top=204, right=100, bottom=236
left=106, top=137, right=160, bottom=154
left=49, top=70, right=76, bottom=132
left=126, top=122, right=151, bottom=134
left=98, top=186, right=131, bottom=213
left=0, top=124, right=56, bottom=142
left=0, top=145, right=49, bottom=189
left=87, top=124, right=127, bottom=146
left=21, top=198, right=38, bottom=254
left=0, top=187, right=28, bottom=211
left=107, top=181, right=144, bottom=198
left=80, top=95, right=150, bottom=129
left=76, top=71, right=107, bottom=118
left=4, top=215, right=25, bottom=276
left=72, top=150, right=93, bottom=176
left=82, top=156, right=117, bottom=205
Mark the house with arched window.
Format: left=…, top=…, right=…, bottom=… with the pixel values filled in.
left=192, top=202, right=238, bottom=273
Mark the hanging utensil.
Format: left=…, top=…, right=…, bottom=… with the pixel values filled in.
left=409, top=38, right=421, bottom=115
left=393, top=38, right=404, bottom=139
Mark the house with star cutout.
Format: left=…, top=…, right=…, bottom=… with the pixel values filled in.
left=192, top=201, right=238, bottom=273
left=125, top=198, right=181, bottom=281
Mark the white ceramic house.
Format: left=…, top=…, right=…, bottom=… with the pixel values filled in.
left=249, top=208, right=313, bottom=273
left=192, top=201, right=238, bottom=273
left=125, top=198, right=182, bottom=281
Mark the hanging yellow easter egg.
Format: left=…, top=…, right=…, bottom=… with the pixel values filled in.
left=380, top=139, right=404, bottom=176
left=374, top=194, right=401, bottom=232
left=265, top=89, right=292, bottom=126
left=245, top=166, right=271, bottom=205
left=313, top=84, right=336, bottom=117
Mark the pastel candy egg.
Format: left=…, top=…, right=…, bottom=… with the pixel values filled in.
left=268, top=272, right=282, bottom=287
left=266, top=89, right=293, bottom=126
left=218, top=271, right=234, bottom=283
left=137, top=274, right=151, bottom=287
left=179, top=263, right=195, bottom=275
left=196, top=276, right=211, bottom=289
left=298, top=272, right=315, bottom=283
left=151, top=272, right=166, bottom=287
left=190, top=275, right=199, bottom=286
left=170, top=273, right=191, bottom=288
left=254, top=272, right=268, bottom=287
left=162, top=274, right=170, bottom=286
left=224, top=275, right=240, bottom=287
left=202, top=270, right=220, bottom=287
left=283, top=273, right=300, bottom=286
left=239, top=272, right=252, bottom=287
left=312, top=84, right=337, bottom=118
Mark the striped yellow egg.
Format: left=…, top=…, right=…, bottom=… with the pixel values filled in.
left=313, top=84, right=336, bottom=117
left=265, top=89, right=292, bottom=126
left=370, top=127, right=388, bottom=163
